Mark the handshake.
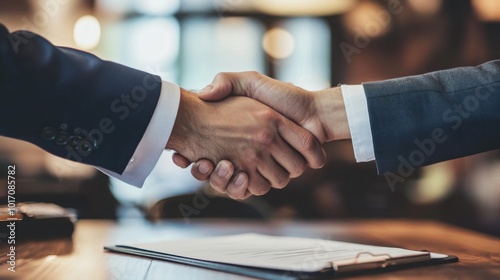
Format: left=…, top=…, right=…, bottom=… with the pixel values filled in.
left=166, top=72, right=351, bottom=200
left=1, top=23, right=494, bottom=196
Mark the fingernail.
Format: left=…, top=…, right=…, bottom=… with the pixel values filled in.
left=200, top=85, right=213, bottom=94
left=172, top=156, right=180, bottom=166
left=217, top=165, right=228, bottom=177
left=234, top=174, right=245, bottom=186
left=198, top=164, right=209, bottom=174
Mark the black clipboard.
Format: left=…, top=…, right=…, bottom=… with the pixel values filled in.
left=104, top=245, right=458, bottom=280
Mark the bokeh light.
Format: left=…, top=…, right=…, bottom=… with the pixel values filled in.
left=73, top=15, right=101, bottom=50
left=262, top=27, right=295, bottom=59
left=408, top=0, right=442, bottom=16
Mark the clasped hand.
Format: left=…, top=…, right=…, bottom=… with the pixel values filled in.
left=168, top=72, right=349, bottom=199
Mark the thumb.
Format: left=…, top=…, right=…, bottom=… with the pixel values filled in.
left=198, top=83, right=227, bottom=101
left=198, top=72, right=253, bottom=101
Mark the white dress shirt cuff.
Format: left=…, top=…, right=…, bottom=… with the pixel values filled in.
left=341, top=84, right=375, bottom=162
left=98, top=81, right=181, bottom=187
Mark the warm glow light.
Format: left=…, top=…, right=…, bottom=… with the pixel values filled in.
left=250, top=0, right=356, bottom=16
left=472, top=0, right=500, bottom=21
left=262, top=28, right=295, bottom=59
left=408, top=0, right=442, bottom=16
left=408, top=164, right=454, bottom=204
left=73, top=15, right=101, bottom=50
left=342, top=1, right=390, bottom=38
left=45, top=255, right=58, bottom=262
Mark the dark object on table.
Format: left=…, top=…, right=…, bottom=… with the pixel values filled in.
left=0, top=202, right=77, bottom=240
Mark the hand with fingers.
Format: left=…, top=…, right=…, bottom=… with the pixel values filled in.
left=172, top=72, right=351, bottom=199
left=168, top=88, right=327, bottom=199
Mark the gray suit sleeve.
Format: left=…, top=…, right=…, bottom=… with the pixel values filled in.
left=362, top=60, right=500, bottom=183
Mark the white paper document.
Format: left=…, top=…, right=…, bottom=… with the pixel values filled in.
left=121, top=233, right=447, bottom=272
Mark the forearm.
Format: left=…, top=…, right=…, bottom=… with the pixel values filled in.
left=363, top=60, right=500, bottom=173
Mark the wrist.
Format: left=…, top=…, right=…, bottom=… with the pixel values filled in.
left=313, top=86, right=351, bottom=142
left=166, top=89, right=208, bottom=159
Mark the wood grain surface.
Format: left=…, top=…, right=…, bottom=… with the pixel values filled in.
left=0, top=219, right=499, bottom=280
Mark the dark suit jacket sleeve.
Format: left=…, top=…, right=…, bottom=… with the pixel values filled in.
left=362, top=60, right=500, bottom=175
left=0, top=24, right=162, bottom=174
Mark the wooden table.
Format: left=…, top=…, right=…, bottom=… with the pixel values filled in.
left=0, top=219, right=499, bottom=279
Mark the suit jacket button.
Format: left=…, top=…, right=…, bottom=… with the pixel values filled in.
left=79, top=139, right=93, bottom=154
left=60, top=123, right=68, bottom=130
left=42, top=127, right=56, bottom=141
left=55, top=132, right=69, bottom=145
left=67, top=136, right=82, bottom=149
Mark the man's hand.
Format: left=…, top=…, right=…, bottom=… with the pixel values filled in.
left=172, top=72, right=350, bottom=198
left=167, top=89, right=326, bottom=199
left=198, top=71, right=350, bottom=143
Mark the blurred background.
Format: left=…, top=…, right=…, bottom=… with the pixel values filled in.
left=0, top=0, right=499, bottom=236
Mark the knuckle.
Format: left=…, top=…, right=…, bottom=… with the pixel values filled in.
left=247, top=71, right=261, bottom=78
left=214, top=72, right=228, bottom=80
left=260, top=109, right=278, bottom=121
left=254, top=128, right=275, bottom=146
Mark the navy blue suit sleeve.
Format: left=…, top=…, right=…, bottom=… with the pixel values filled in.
left=0, top=24, right=162, bottom=174
left=362, top=60, right=500, bottom=176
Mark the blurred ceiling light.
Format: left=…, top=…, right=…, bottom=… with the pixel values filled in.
left=472, top=0, right=500, bottom=21
left=275, top=18, right=331, bottom=91
left=342, top=1, right=390, bottom=38
left=133, top=0, right=180, bottom=15
left=250, top=0, right=356, bottom=16
left=180, top=17, right=264, bottom=89
left=408, top=0, right=442, bottom=16
left=73, top=15, right=101, bottom=50
left=262, top=27, right=295, bottom=59
left=215, top=18, right=258, bottom=53
left=128, top=18, right=179, bottom=67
